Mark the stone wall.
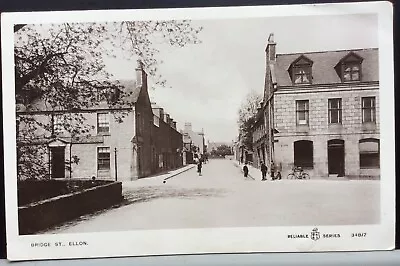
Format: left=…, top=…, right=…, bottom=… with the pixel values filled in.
left=18, top=180, right=123, bottom=235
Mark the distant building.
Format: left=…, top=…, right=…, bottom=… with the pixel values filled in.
left=260, top=33, right=379, bottom=178
left=182, top=123, right=205, bottom=163
left=183, top=123, right=205, bottom=154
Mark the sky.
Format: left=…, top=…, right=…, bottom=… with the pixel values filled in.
left=103, top=14, right=378, bottom=143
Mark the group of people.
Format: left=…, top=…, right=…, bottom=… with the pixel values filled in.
left=242, top=161, right=281, bottom=181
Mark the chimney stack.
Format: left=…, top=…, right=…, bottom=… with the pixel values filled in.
left=135, top=59, right=147, bottom=88
left=265, top=33, right=276, bottom=62
left=184, top=122, right=192, bottom=133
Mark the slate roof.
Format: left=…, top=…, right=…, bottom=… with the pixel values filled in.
left=18, top=79, right=141, bottom=112
left=118, top=80, right=141, bottom=103
left=274, top=48, right=379, bottom=87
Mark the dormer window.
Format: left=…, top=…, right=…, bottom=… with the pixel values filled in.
left=343, top=63, right=360, bottom=81
left=289, top=55, right=313, bottom=85
left=335, top=52, right=363, bottom=82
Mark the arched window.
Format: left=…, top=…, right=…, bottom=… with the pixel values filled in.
left=294, top=140, right=313, bottom=168
left=359, top=138, right=380, bottom=168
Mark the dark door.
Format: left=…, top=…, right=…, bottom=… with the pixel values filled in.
left=51, top=147, right=65, bottom=178
left=328, top=139, right=345, bottom=176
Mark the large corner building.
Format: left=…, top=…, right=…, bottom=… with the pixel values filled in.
left=257, top=33, right=380, bottom=179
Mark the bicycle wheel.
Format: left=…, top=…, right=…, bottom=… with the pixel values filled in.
left=287, top=173, right=295, bottom=179
left=302, top=173, right=310, bottom=179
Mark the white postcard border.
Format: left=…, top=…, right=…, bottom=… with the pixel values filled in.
left=2, top=1, right=395, bottom=261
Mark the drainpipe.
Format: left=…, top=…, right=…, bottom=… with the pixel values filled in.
left=114, top=147, right=118, bottom=181
left=69, top=139, right=72, bottom=179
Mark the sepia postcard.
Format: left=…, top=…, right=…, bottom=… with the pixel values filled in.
left=1, top=1, right=395, bottom=261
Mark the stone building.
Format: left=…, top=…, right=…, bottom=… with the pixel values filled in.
left=152, top=104, right=183, bottom=172
left=17, top=61, right=183, bottom=181
left=252, top=102, right=267, bottom=169
left=262, top=33, right=379, bottom=178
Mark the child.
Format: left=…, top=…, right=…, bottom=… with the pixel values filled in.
left=243, top=162, right=249, bottom=178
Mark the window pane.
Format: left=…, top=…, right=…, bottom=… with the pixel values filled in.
left=54, top=115, right=64, bottom=132
left=360, top=153, right=379, bottom=168
left=298, top=111, right=306, bottom=121
left=364, top=109, right=372, bottom=122
left=360, top=141, right=379, bottom=153
left=352, top=72, right=359, bottom=80
left=294, top=75, right=302, bottom=84
left=293, top=66, right=311, bottom=84
left=343, top=72, right=351, bottom=81
left=294, top=140, right=313, bottom=168
left=98, top=147, right=110, bottom=170
left=331, top=111, right=338, bottom=123
left=97, top=113, right=110, bottom=133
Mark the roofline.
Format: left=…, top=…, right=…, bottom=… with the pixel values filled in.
left=276, top=47, right=378, bottom=57
left=276, top=80, right=379, bottom=90
left=17, top=107, right=132, bottom=115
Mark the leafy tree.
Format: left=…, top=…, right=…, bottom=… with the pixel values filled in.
left=216, top=144, right=233, bottom=156
left=15, top=21, right=203, bottom=180
left=237, top=91, right=262, bottom=153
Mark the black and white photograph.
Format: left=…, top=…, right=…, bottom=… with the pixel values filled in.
left=2, top=2, right=395, bottom=261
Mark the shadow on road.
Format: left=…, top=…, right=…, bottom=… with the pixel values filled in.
left=44, top=186, right=228, bottom=234
left=120, top=186, right=228, bottom=206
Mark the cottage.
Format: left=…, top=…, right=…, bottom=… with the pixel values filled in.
left=17, top=61, right=183, bottom=181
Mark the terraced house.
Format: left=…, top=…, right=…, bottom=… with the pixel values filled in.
left=17, top=61, right=183, bottom=181
left=259, top=33, right=379, bottom=179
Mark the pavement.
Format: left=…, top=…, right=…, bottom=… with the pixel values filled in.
left=232, top=160, right=265, bottom=180
left=46, top=159, right=380, bottom=234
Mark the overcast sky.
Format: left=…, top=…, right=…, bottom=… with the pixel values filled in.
left=103, top=14, right=378, bottom=143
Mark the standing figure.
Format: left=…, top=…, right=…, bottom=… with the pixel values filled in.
left=270, top=160, right=275, bottom=180
left=243, top=162, right=249, bottom=178
left=260, top=161, right=268, bottom=181
left=197, top=160, right=203, bottom=176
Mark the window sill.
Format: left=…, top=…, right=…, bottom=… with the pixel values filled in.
left=360, top=166, right=380, bottom=169
left=362, top=122, right=377, bottom=131
left=328, top=123, right=343, bottom=131
left=296, top=125, right=309, bottom=132
left=296, top=166, right=314, bottom=170
left=97, top=132, right=111, bottom=136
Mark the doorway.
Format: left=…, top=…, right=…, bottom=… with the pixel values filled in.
left=51, top=147, right=65, bottom=178
left=327, top=139, right=345, bottom=176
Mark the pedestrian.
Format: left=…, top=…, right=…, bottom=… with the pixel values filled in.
left=243, top=162, right=249, bottom=178
left=197, top=159, right=203, bottom=176
left=260, top=161, right=268, bottom=181
left=270, top=161, right=275, bottom=180
left=275, top=162, right=282, bottom=180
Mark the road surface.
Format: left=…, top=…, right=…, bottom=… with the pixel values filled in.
left=47, top=159, right=380, bottom=233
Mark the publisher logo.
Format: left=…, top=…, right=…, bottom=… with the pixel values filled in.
left=310, top=228, right=320, bottom=241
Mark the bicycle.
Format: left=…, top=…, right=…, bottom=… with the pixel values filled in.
left=287, top=166, right=310, bottom=179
